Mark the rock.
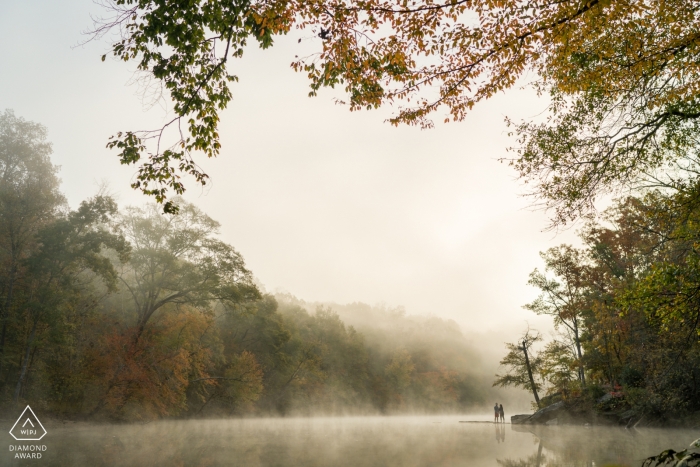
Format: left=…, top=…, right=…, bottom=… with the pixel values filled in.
left=545, top=418, right=558, bottom=425
left=511, top=414, right=532, bottom=425
left=526, top=401, right=566, bottom=425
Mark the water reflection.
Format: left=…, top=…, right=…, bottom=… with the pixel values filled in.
left=498, top=441, right=544, bottom=467
left=495, top=423, right=506, bottom=444
left=503, top=424, right=697, bottom=467
left=2, top=416, right=697, bottom=467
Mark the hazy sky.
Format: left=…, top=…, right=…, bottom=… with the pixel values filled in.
left=1, top=0, right=580, bottom=336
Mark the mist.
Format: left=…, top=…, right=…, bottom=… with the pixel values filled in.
left=273, top=296, right=536, bottom=414
left=26, top=418, right=700, bottom=466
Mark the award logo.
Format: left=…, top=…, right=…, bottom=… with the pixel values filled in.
left=9, top=406, right=46, bottom=441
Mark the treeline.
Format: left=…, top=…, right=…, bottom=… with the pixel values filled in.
left=275, top=297, right=491, bottom=413
left=496, top=189, right=700, bottom=421
left=0, top=110, right=487, bottom=420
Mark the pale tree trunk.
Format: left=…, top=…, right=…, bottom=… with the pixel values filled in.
left=573, top=320, right=586, bottom=387
left=522, top=340, right=541, bottom=408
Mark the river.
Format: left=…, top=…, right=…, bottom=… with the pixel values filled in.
left=4, top=415, right=699, bottom=466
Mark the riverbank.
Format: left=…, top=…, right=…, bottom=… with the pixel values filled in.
left=511, top=395, right=700, bottom=428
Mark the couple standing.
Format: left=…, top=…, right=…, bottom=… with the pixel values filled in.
left=493, top=403, right=505, bottom=423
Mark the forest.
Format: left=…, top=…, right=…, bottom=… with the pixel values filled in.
left=495, top=190, right=700, bottom=424
left=0, top=109, right=495, bottom=420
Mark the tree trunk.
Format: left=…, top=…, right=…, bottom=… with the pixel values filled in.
left=134, top=321, right=146, bottom=344
left=535, top=440, right=543, bottom=467
left=14, top=319, right=37, bottom=402
left=133, top=306, right=155, bottom=344
left=573, top=321, right=586, bottom=387
left=522, top=339, right=541, bottom=408
left=0, top=265, right=17, bottom=377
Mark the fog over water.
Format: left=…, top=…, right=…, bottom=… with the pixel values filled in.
left=10, top=417, right=697, bottom=467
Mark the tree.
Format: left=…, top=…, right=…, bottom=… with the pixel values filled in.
left=88, top=199, right=260, bottom=416
left=526, top=245, right=589, bottom=387
left=194, top=295, right=291, bottom=415
left=13, top=195, right=130, bottom=401
left=538, top=339, right=578, bottom=396
left=95, top=302, right=222, bottom=418
left=493, top=329, right=543, bottom=409
left=94, top=0, right=700, bottom=224
left=90, top=0, right=295, bottom=213
left=588, top=191, right=700, bottom=415
left=578, top=197, right=661, bottom=386
left=0, top=109, right=65, bottom=375
left=385, top=349, right=414, bottom=394
left=117, top=199, right=261, bottom=342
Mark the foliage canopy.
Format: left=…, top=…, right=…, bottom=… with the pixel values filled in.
left=95, top=0, right=700, bottom=222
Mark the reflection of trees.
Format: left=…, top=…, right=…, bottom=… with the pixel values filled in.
left=509, top=425, right=650, bottom=467
left=497, top=441, right=544, bottom=467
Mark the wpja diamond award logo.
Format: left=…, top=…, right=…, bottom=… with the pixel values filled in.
left=8, top=406, right=47, bottom=459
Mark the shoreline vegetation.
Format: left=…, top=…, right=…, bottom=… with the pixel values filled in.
left=492, top=196, right=700, bottom=431
left=511, top=396, right=700, bottom=429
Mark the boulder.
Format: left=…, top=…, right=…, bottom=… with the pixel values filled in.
left=511, top=414, right=532, bottom=425
left=526, top=401, right=566, bottom=425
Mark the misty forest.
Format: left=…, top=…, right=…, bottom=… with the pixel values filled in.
left=0, top=109, right=491, bottom=420
left=4, top=0, right=700, bottom=465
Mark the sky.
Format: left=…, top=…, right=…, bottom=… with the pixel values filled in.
left=0, top=0, right=581, bottom=338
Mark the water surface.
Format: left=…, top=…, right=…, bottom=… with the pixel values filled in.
left=5, top=415, right=699, bottom=466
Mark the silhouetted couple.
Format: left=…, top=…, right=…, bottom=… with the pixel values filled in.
left=493, top=403, right=504, bottom=423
